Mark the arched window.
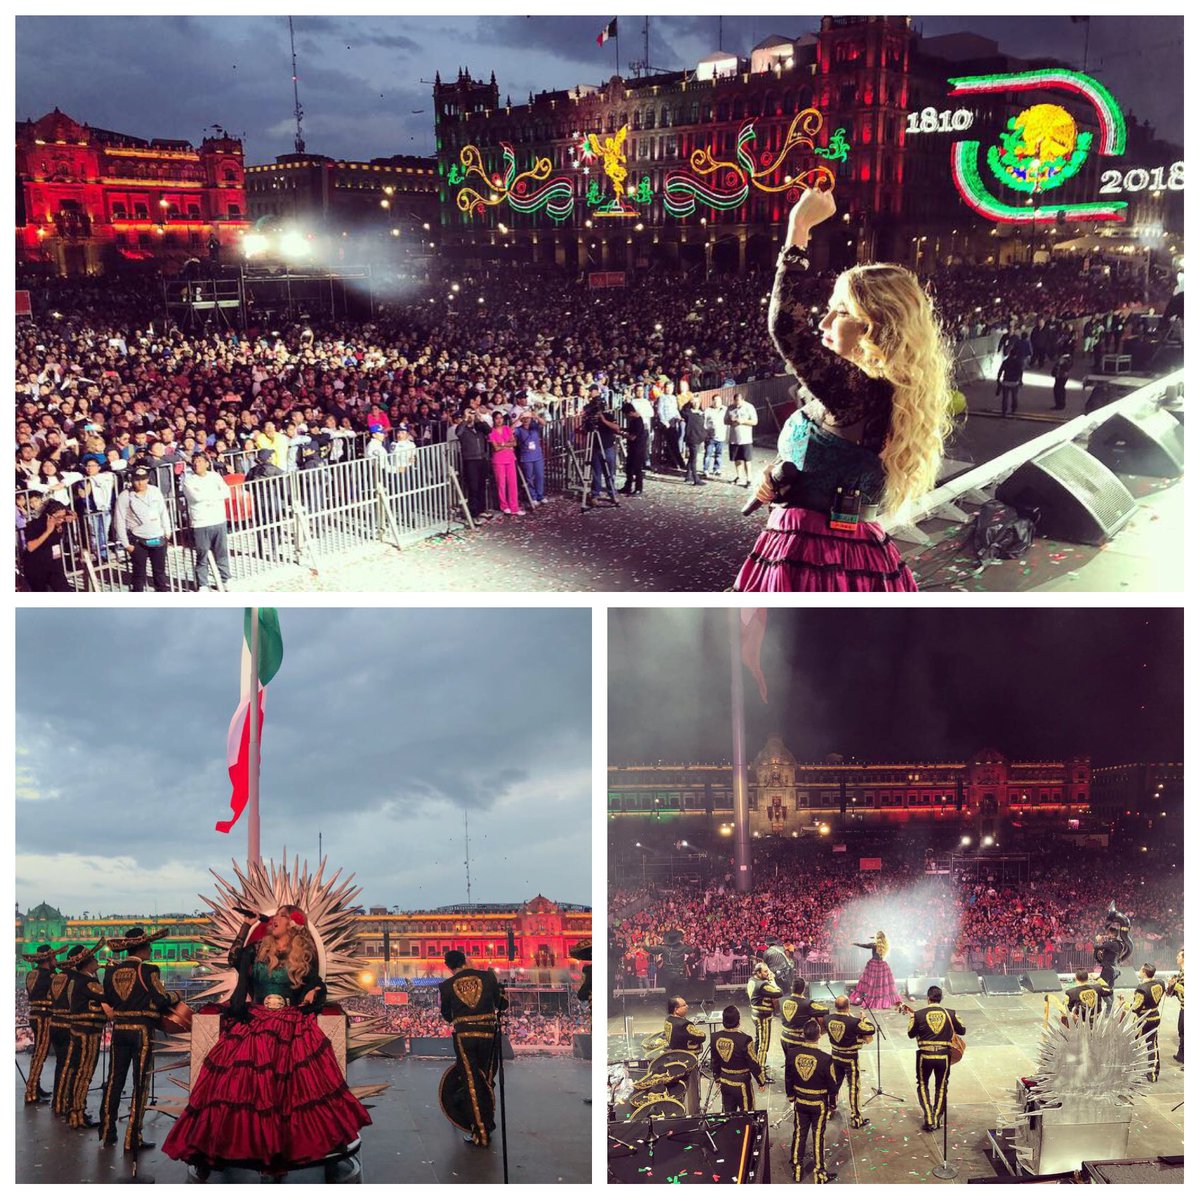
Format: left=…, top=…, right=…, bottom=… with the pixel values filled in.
left=227, top=203, right=241, bottom=218
left=223, top=167, right=238, bottom=183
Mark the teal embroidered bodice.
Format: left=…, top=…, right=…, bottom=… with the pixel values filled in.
left=251, top=959, right=292, bottom=1003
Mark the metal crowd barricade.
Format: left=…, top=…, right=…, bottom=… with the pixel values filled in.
left=16, top=444, right=466, bottom=592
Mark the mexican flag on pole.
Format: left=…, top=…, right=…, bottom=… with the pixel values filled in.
left=216, top=609, right=283, bottom=833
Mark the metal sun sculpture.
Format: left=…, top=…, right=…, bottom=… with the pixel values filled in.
left=1008, top=1006, right=1152, bottom=1172
left=158, top=854, right=394, bottom=1095
left=948, top=68, right=1128, bottom=223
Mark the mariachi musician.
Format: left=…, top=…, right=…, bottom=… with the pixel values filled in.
left=98, top=927, right=182, bottom=1153
left=62, top=939, right=108, bottom=1129
left=23, top=944, right=66, bottom=1104
left=1105, top=901, right=1134, bottom=964
left=780, top=978, right=829, bottom=1054
left=1166, top=948, right=1183, bottom=1065
left=785, top=1018, right=838, bottom=1184
left=748, top=961, right=783, bottom=1079
left=826, top=995, right=874, bottom=1128
left=48, top=947, right=76, bottom=1118
left=644, top=929, right=696, bottom=1002
left=1130, top=964, right=1167, bottom=1082
left=1064, top=968, right=1111, bottom=1022
left=711, top=1004, right=767, bottom=1112
left=1094, top=927, right=1124, bottom=1006
left=905, top=985, right=966, bottom=1133
left=439, top=949, right=508, bottom=1148
left=662, top=995, right=706, bottom=1052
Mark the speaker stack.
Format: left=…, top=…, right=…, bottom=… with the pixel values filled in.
left=982, top=975, right=1023, bottom=996
left=943, top=971, right=983, bottom=996
left=1020, top=971, right=1063, bottom=992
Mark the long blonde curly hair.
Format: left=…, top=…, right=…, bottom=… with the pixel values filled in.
left=255, top=904, right=317, bottom=988
left=841, top=263, right=954, bottom=514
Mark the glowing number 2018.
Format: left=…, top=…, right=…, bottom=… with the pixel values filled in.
left=1100, top=162, right=1185, bottom=194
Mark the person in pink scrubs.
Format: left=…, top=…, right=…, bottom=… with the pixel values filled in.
left=488, top=412, right=523, bottom=515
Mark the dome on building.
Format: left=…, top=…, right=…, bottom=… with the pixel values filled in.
left=25, top=901, right=65, bottom=923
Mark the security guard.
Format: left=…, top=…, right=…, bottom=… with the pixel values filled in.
left=49, top=947, right=76, bottom=1117
left=1166, top=949, right=1183, bottom=1065
left=907, top=985, right=966, bottom=1132
left=23, top=945, right=65, bottom=1104
left=780, top=978, right=829, bottom=1052
left=662, top=996, right=706, bottom=1052
left=1064, top=968, right=1111, bottom=1022
left=826, top=995, right=874, bottom=1128
left=711, top=1005, right=766, bottom=1112
left=439, top=950, right=508, bottom=1147
left=1130, top=963, right=1167, bottom=1082
left=63, top=940, right=108, bottom=1128
left=748, top=962, right=783, bottom=1079
left=98, top=928, right=179, bottom=1152
left=785, top=1018, right=837, bottom=1184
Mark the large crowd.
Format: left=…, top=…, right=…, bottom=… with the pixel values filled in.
left=15, top=256, right=1170, bottom=587
left=610, top=842, right=1182, bottom=984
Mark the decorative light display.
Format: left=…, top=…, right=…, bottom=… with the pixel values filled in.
left=663, top=109, right=838, bottom=218
left=905, top=106, right=975, bottom=134
left=947, top=69, right=1129, bottom=223
left=1100, top=162, right=1185, bottom=194
left=452, top=143, right=575, bottom=222
left=450, top=106, right=847, bottom=225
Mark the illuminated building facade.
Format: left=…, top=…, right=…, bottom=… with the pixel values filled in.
left=608, top=736, right=1092, bottom=840
left=15, top=108, right=249, bottom=275
left=1089, top=761, right=1184, bottom=824
left=434, top=17, right=1182, bottom=273
left=15, top=895, right=590, bottom=988
left=244, top=152, right=439, bottom=238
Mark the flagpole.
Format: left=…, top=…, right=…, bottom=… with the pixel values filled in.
left=727, top=610, right=753, bottom=893
left=615, top=22, right=620, bottom=75
left=248, top=607, right=261, bottom=866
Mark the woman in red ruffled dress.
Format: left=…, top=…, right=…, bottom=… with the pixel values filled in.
left=848, top=930, right=902, bottom=1010
left=162, top=905, right=370, bottom=1176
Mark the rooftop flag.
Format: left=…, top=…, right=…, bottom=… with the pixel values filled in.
left=216, top=608, right=283, bottom=835
left=597, top=17, right=617, bottom=46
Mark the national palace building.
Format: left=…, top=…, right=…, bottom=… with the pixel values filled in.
left=433, top=15, right=1181, bottom=274
left=16, top=895, right=590, bottom=989
left=609, top=735, right=1095, bottom=842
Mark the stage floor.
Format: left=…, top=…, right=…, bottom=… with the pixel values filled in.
left=607, top=990, right=1184, bottom=1184
left=15, top=1053, right=591, bottom=1184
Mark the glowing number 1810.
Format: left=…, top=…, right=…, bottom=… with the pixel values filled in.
left=905, top=107, right=973, bottom=135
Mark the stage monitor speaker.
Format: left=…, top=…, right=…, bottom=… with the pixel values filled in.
left=996, top=442, right=1137, bottom=545
left=944, top=971, right=982, bottom=995
left=608, top=1113, right=771, bottom=1184
left=982, top=974, right=1023, bottom=995
left=906, top=975, right=942, bottom=999
left=572, top=1033, right=592, bottom=1060
left=1088, top=408, right=1184, bottom=478
left=1021, top=970, right=1063, bottom=992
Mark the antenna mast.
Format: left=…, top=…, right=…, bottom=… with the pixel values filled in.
left=630, top=17, right=669, bottom=78
left=289, top=16, right=306, bottom=154
left=464, top=811, right=472, bottom=907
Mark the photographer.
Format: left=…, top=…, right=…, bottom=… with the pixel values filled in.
left=583, top=387, right=623, bottom=508
left=22, top=498, right=75, bottom=591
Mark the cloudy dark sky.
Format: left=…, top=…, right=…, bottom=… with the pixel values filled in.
left=15, top=13, right=1182, bottom=164
left=16, top=607, right=591, bottom=917
left=609, top=608, right=1183, bottom=767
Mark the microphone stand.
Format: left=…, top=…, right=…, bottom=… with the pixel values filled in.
left=856, top=995, right=904, bottom=1107
left=931, top=1070, right=957, bottom=1178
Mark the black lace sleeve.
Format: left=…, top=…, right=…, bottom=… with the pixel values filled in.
left=768, top=246, right=893, bottom=446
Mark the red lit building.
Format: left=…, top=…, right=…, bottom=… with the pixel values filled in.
left=15, top=108, right=249, bottom=275
left=351, top=894, right=591, bottom=987
left=608, top=735, right=1092, bottom=842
